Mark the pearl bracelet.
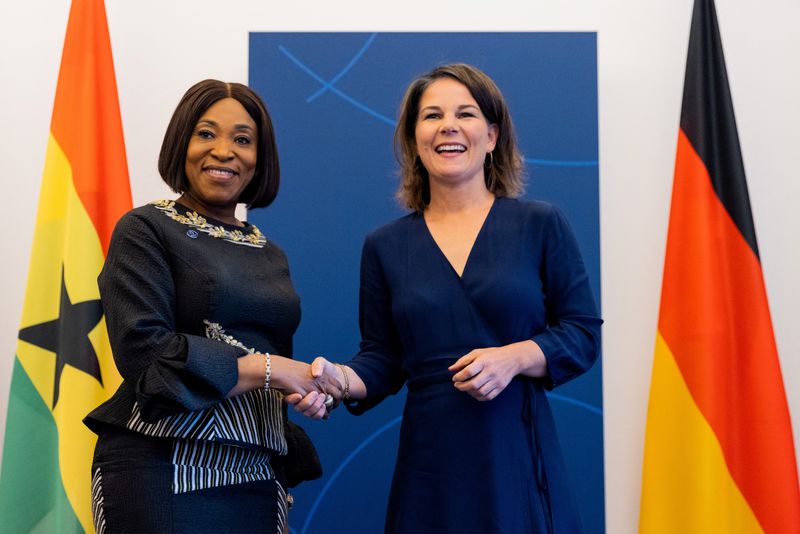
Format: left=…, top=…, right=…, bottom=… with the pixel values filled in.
left=264, top=352, right=272, bottom=391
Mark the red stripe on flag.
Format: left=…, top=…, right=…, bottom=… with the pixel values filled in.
left=50, top=0, right=131, bottom=255
left=659, top=128, right=800, bottom=532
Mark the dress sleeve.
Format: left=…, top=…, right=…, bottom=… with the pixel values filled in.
left=99, top=213, right=245, bottom=421
left=345, top=233, right=406, bottom=414
left=532, top=206, right=602, bottom=389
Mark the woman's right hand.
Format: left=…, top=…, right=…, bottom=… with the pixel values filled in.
left=285, top=357, right=343, bottom=417
left=268, top=356, right=331, bottom=419
left=269, top=356, right=318, bottom=394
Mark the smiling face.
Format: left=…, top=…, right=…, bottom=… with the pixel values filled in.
left=414, top=77, right=498, bottom=189
left=182, top=97, right=257, bottom=222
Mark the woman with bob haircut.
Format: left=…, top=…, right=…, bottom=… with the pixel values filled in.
left=289, top=64, right=602, bottom=533
left=85, top=79, right=336, bottom=533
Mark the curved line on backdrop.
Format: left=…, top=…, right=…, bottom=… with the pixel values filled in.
left=546, top=392, right=604, bottom=416
left=298, top=393, right=601, bottom=532
left=306, top=33, right=379, bottom=103
left=277, top=44, right=601, bottom=169
left=278, top=44, right=396, bottom=126
left=299, top=416, right=403, bottom=534
left=525, top=157, right=599, bottom=168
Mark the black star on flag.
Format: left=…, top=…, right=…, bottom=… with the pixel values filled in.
left=18, top=265, right=104, bottom=408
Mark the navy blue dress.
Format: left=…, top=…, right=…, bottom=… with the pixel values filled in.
left=346, top=197, right=602, bottom=534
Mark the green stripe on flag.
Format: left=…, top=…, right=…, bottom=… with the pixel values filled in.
left=0, top=357, right=83, bottom=533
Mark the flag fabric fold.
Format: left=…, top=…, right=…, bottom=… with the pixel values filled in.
left=0, top=0, right=131, bottom=531
left=640, top=0, right=800, bottom=532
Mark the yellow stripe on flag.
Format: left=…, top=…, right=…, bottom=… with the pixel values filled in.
left=640, top=332, right=763, bottom=533
left=19, top=135, right=72, bottom=329
left=57, top=316, right=121, bottom=532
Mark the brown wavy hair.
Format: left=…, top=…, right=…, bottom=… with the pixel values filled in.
left=394, top=63, right=525, bottom=211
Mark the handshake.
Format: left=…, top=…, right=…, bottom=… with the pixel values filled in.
left=280, top=356, right=353, bottom=420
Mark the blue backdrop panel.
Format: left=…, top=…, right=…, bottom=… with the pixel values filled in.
left=249, top=32, right=602, bottom=534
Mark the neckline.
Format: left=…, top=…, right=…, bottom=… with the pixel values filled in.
left=151, top=200, right=266, bottom=248
left=171, top=199, right=249, bottom=230
left=420, top=197, right=498, bottom=279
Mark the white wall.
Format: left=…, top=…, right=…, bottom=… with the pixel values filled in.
left=1, top=1, right=798, bottom=532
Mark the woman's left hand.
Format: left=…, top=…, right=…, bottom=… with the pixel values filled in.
left=284, top=357, right=344, bottom=419
left=448, top=340, right=546, bottom=401
left=286, top=390, right=330, bottom=420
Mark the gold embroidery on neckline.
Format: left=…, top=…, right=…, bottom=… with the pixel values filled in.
left=152, top=200, right=266, bottom=248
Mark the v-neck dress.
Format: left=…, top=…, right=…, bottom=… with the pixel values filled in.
left=346, top=197, right=602, bottom=534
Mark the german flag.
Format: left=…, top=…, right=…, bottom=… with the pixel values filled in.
left=0, top=0, right=131, bottom=531
left=640, top=0, right=800, bottom=532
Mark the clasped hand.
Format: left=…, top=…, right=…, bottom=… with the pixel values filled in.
left=448, top=346, right=522, bottom=401
left=271, top=357, right=342, bottom=420
left=449, top=340, right=546, bottom=401
left=283, top=357, right=343, bottom=419
left=284, top=347, right=519, bottom=416
left=283, top=341, right=544, bottom=417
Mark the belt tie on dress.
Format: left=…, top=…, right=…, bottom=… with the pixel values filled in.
left=523, top=380, right=554, bottom=534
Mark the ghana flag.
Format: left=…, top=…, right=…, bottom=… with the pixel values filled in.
left=0, top=0, right=131, bottom=531
left=639, top=0, right=800, bottom=532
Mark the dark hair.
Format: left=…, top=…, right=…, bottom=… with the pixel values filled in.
left=158, top=79, right=280, bottom=209
left=394, top=63, right=525, bottom=211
